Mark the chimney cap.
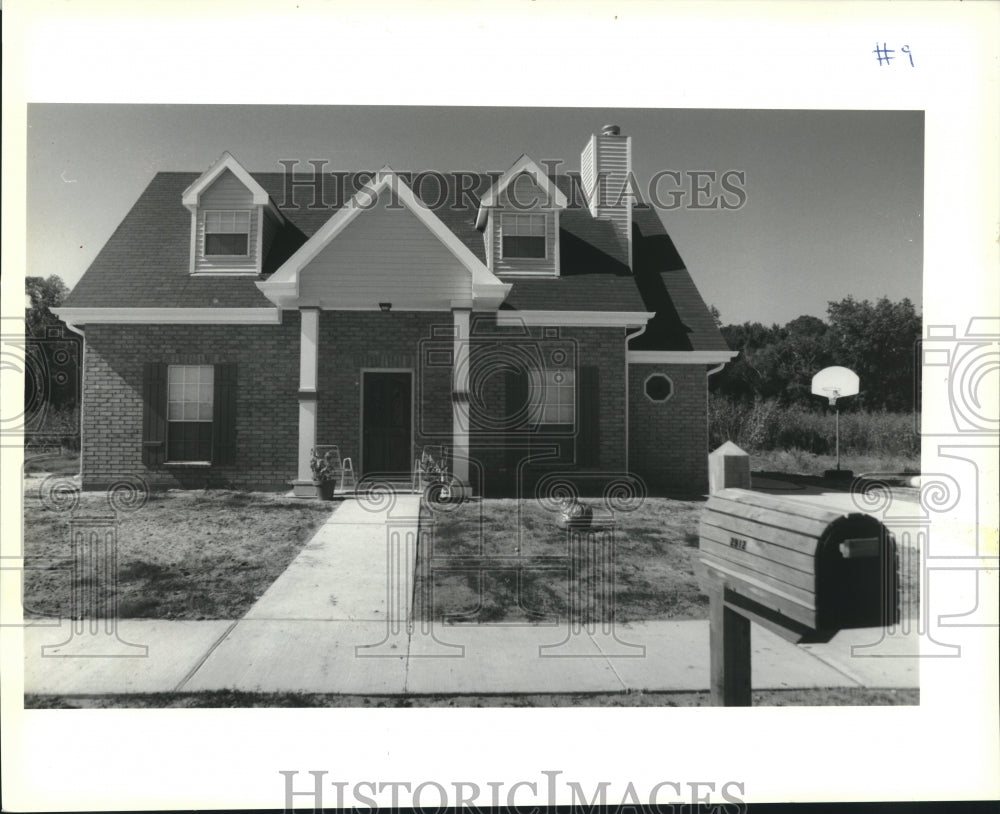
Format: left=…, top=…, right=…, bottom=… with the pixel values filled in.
left=601, top=124, right=621, bottom=136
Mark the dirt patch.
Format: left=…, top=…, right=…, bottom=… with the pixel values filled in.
left=417, top=495, right=920, bottom=624
left=22, top=486, right=334, bottom=620
left=23, top=450, right=80, bottom=476
left=416, top=497, right=708, bottom=624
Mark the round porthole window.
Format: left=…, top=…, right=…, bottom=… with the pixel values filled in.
left=644, top=373, right=673, bottom=403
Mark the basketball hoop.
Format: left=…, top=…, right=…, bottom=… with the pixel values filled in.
left=811, top=367, right=860, bottom=474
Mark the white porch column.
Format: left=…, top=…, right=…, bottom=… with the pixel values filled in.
left=451, top=308, right=471, bottom=486
left=293, top=306, right=321, bottom=497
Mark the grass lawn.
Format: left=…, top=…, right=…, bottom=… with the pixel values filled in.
left=22, top=485, right=334, bottom=620
left=416, top=497, right=708, bottom=624
left=25, top=687, right=918, bottom=708
left=417, top=495, right=919, bottom=625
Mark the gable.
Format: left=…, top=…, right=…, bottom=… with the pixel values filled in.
left=297, top=190, right=473, bottom=309
left=497, top=172, right=556, bottom=210
left=479, top=154, right=568, bottom=209
left=192, top=169, right=260, bottom=274
left=200, top=169, right=254, bottom=209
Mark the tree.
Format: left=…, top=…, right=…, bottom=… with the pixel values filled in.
left=826, top=296, right=921, bottom=411
left=712, top=321, right=785, bottom=401
left=710, top=297, right=920, bottom=411
left=25, top=275, right=70, bottom=338
left=23, top=275, right=80, bottom=418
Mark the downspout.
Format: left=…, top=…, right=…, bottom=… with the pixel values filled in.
left=623, top=323, right=649, bottom=473
left=705, top=360, right=728, bottom=456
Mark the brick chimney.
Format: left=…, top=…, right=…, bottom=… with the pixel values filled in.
left=581, top=124, right=634, bottom=269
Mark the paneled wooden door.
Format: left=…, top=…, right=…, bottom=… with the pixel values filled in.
left=361, top=371, right=412, bottom=477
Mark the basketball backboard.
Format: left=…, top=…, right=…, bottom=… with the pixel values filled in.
left=811, top=366, right=859, bottom=405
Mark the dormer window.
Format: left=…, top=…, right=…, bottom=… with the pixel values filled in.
left=501, top=213, right=547, bottom=259
left=204, top=210, right=252, bottom=256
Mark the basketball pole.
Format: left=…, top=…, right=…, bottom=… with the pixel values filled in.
left=835, top=400, right=840, bottom=471
left=828, top=390, right=841, bottom=472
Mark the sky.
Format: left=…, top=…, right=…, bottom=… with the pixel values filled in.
left=27, top=105, right=922, bottom=326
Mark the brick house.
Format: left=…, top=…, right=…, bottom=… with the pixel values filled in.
left=55, top=124, right=734, bottom=497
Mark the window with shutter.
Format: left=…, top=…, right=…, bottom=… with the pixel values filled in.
left=139, top=363, right=238, bottom=466
left=167, top=365, right=214, bottom=462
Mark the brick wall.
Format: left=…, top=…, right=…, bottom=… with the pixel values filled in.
left=628, top=362, right=709, bottom=493
left=316, top=311, right=453, bottom=474
left=79, top=314, right=679, bottom=495
left=466, top=319, right=627, bottom=496
left=81, top=317, right=301, bottom=490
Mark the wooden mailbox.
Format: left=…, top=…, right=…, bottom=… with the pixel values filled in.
left=698, top=488, right=899, bottom=705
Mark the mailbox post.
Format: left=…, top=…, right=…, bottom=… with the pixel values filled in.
left=698, top=488, right=899, bottom=706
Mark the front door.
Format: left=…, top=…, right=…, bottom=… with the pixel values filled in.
left=362, top=371, right=412, bottom=477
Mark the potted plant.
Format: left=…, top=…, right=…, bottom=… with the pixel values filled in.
left=419, top=448, right=450, bottom=501
left=310, top=448, right=341, bottom=500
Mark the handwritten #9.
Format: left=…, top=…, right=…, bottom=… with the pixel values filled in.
left=874, top=43, right=915, bottom=67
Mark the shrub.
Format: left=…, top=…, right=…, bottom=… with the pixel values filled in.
left=709, top=396, right=919, bottom=458
left=24, top=404, right=80, bottom=452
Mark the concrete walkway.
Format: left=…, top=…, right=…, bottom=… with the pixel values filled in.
left=22, top=616, right=920, bottom=696
left=21, top=493, right=921, bottom=698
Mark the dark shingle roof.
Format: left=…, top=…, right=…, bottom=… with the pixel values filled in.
left=630, top=206, right=731, bottom=352
left=64, top=168, right=729, bottom=352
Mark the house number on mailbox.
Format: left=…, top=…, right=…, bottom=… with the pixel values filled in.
left=729, top=536, right=747, bottom=551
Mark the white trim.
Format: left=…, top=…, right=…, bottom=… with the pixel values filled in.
left=627, top=350, right=738, bottom=365
left=257, top=167, right=511, bottom=311
left=298, top=307, right=320, bottom=393
left=283, top=303, right=457, bottom=313
left=625, top=135, right=633, bottom=270
left=188, top=210, right=198, bottom=275
left=190, top=271, right=260, bottom=277
left=452, top=308, right=471, bottom=485
left=642, top=372, right=675, bottom=404
left=553, top=208, right=561, bottom=275
left=52, top=307, right=282, bottom=328
left=478, top=154, right=568, bottom=209
left=496, top=310, right=654, bottom=328
left=255, top=205, right=265, bottom=266
left=182, top=151, right=271, bottom=209
left=484, top=211, right=493, bottom=271
left=297, top=400, right=317, bottom=483
left=495, top=271, right=560, bottom=278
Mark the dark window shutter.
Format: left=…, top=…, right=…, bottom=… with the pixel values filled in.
left=212, top=363, right=237, bottom=466
left=578, top=365, right=600, bottom=467
left=142, top=363, right=168, bottom=467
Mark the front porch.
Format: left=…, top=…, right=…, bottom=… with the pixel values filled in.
left=290, top=308, right=472, bottom=498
